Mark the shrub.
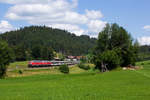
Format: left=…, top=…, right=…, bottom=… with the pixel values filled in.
left=18, top=70, right=23, bottom=74
left=78, top=63, right=90, bottom=70
left=59, top=64, right=69, bottom=74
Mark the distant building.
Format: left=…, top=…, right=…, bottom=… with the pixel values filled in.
left=54, top=57, right=61, bottom=61
left=67, top=56, right=75, bottom=59
left=67, top=56, right=85, bottom=61
left=76, top=56, right=83, bottom=60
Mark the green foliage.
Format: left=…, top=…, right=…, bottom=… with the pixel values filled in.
left=59, top=64, right=69, bottom=74
left=13, top=45, right=27, bottom=61
left=137, top=45, right=150, bottom=61
left=78, top=63, right=91, bottom=70
left=31, top=45, right=54, bottom=60
left=141, top=63, right=144, bottom=65
left=80, top=57, right=87, bottom=63
left=96, top=49, right=121, bottom=70
left=18, top=70, right=23, bottom=74
left=93, top=23, right=139, bottom=71
left=121, top=43, right=139, bottom=66
left=56, top=52, right=65, bottom=61
left=0, top=40, right=13, bottom=78
left=0, top=26, right=96, bottom=61
left=86, top=53, right=94, bottom=63
left=0, top=65, right=7, bottom=78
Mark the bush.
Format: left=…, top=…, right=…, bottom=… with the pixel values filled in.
left=78, top=63, right=90, bottom=70
left=80, top=57, right=87, bottom=63
left=18, top=70, right=23, bottom=74
left=59, top=64, right=69, bottom=74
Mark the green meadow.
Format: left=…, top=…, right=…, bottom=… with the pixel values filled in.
left=0, top=61, right=150, bottom=100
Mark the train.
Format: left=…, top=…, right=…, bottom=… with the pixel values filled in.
left=28, top=60, right=52, bottom=68
left=28, top=60, right=79, bottom=68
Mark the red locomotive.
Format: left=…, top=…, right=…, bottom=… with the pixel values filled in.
left=28, top=60, right=52, bottom=68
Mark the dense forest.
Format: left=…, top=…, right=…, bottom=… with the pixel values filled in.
left=1, top=25, right=150, bottom=62
left=0, top=26, right=96, bottom=61
left=138, top=45, right=150, bottom=61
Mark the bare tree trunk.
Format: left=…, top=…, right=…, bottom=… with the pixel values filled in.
left=101, top=62, right=105, bottom=72
left=101, top=61, right=108, bottom=72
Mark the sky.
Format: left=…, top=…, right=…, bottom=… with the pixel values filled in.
left=0, top=0, right=150, bottom=45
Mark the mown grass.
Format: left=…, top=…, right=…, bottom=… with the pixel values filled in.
left=135, top=60, right=150, bottom=78
left=0, top=61, right=150, bottom=100
left=1, top=70, right=150, bottom=100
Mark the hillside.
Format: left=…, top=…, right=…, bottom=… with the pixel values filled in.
left=0, top=26, right=96, bottom=57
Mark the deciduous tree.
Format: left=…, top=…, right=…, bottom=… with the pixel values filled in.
left=0, top=40, right=14, bottom=78
left=93, top=23, right=139, bottom=71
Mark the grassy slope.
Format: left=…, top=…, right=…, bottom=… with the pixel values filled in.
left=7, top=62, right=87, bottom=77
left=8, top=61, right=28, bottom=69
left=136, top=60, right=150, bottom=78
left=0, top=61, right=150, bottom=100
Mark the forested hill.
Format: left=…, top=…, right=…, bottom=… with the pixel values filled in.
left=0, top=26, right=96, bottom=56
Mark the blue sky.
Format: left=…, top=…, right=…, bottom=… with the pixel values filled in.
left=0, top=0, right=150, bottom=45
left=78, top=0, right=150, bottom=37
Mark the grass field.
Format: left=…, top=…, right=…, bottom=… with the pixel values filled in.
left=8, top=61, right=28, bottom=69
left=0, top=61, right=150, bottom=100
left=6, top=62, right=88, bottom=77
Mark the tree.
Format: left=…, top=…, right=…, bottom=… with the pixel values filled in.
left=0, top=40, right=13, bottom=78
left=13, top=45, right=27, bottom=61
left=93, top=23, right=139, bottom=71
left=31, top=45, right=54, bottom=60
left=41, top=46, right=54, bottom=60
left=31, top=45, right=42, bottom=59
left=94, top=49, right=121, bottom=70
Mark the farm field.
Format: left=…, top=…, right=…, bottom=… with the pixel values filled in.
left=0, top=61, right=150, bottom=100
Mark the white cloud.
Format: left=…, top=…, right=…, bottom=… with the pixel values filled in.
left=5, top=3, right=88, bottom=25
left=0, top=0, right=78, bottom=6
left=85, top=10, right=103, bottom=19
left=143, top=25, right=150, bottom=31
left=49, top=24, right=85, bottom=36
left=138, top=37, right=150, bottom=45
left=0, top=0, right=55, bottom=4
left=87, top=20, right=107, bottom=33
left=2, top=0, right=106, bottom=37
left=0, top=20, right=14, bottom=33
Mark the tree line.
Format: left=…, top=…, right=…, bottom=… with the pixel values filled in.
left=0, top=26, right=96, bottom=61
left=137, top=45, right=150, bottom=61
